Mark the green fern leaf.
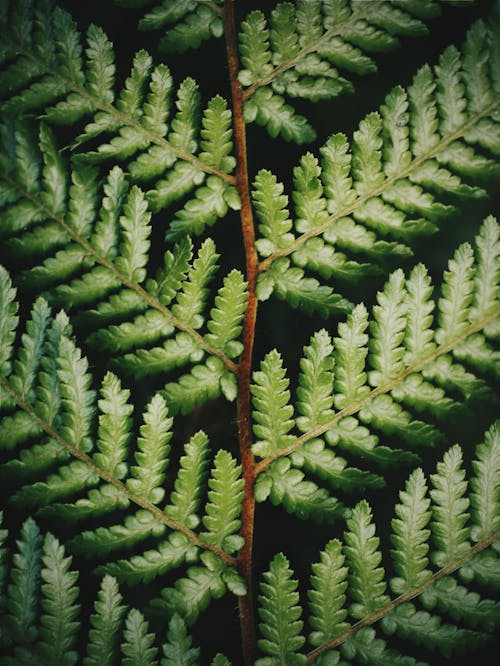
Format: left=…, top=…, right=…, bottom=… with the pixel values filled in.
left=211, top=655, right=232, bottom=666
left=252, top=349, right=295, bottom=458
left=153, top=555, right=227, bottom=626
left=122, top=342, right=219, bottom=394
left=204, top=269, right=247, bottom=358
left=165, top=430, right=210, bottom=528
left=258, top=257, right=352, bottom=317
left=99, top=532, right=197, bottom=586
left=333, top=303, right=370, bottom=409
left=340, top=625, right=420, bottom=666
left=0, top=265, right=18, bottom=379
left=390, top=468, right=432, bottom=595
left=201, top=450, right=244, bottom=553
left=167, top=175, right=239, bottom=240
left=296, top=329, right=334, bottom=433
left=368, top=269, right=407, bottom=387
left=470, top=421, right=500, bottom=543
left=38, top=533, right=80, bottom=666
left=3, top=518, right=42, bottom=645
left=92, top=372, right=132, bottom=479
left=71, top=511, right=166, bottom=559
left=253, top=169, right=295, bottom=257
left=254, top=18, right=500, bottom=313
left=161, top=613, right=200, bottom=666
left=121, top=608, right=158, bottom=666
left=171, top=238, right=219, bottom=328
left=470, top=214, right=500, bottom=325
left=0, top=2, right=499, bottom=662
left=403, top=263, right=435, bottom=365
left=163, top=357, right=225, bottom=415
left=308, top=539, right=349, bottom=646
left=344, top=500, right=390, bottom=619
left=126, top=393, right=173, bottom=504
left=84, top=575, right=126, bottom=666
left=435, top=242, right=476, bottom=346
left=236, top=0, right=460, bottom=144
left=156, top=4, right=223, bottom=54
left=430, top=445, right=470, bottom=567
left=199, top=95, right=235, bottom=173
left=420, top=576, right=500, bottom=632
left=56, top=334, right=95, bottom=452
left=147, top=236, right=192, bottom=306
left=114, top=185, right=151, bottom=282
left=381, top=602, right=490, bottom=659
left=256, top=552, right=306, bottom=666
left=459, top=549, right=500, bottom=591
left=9, top=296, right=50, bottom=401
left=260, top=457, right=345, bottom=522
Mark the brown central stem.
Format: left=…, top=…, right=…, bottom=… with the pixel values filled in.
left=224, top=2, right=258, bottom=664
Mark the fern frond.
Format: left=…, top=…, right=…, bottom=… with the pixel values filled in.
left=3, top=517, right=42, bottom=646
left=239, top=1, right=470, bottom=143
left=84, top=574, right=126, bottom=666
left=256, top=16, right=499, bottom=312
left=390, top=468, right=432, bottom=595
left=430, top=445, right=470, bottom=567
left=200, top=450, right=245, bottom=553
left=0, top=0, right=499, bottom=661
left=0, top=122, right=245, bottom=402
left=344, top=500, right=390, bottom=619
left=0, top=285, right=246, bottom=630
left=161, top=612, right=200, bottom=665
left=252, top=349, right=295, bottom=459
left=151, top=553, right=229, bottom=626
left=0, top=263, right=18, bottom=380
left=256, top=423, right=499, bottom=664
left=126, top=393, right=173, bottom=504
left=470, top=421, right=500, bottom=543
left=256, top=553, right=306, bottom=666
left=308, top=539, right=349, bottom=646
left=0, top=0, right=238, bottom=241
left=38, top=533, right=80, bottom=665
left=92, top=371, right=132, bottom=480
left=121, top=608, right=158, bottom=666
left=114, top=0, right=223, bottom=53
left=296, top=329, right=335, bottom=433
left=253, top=217, right=499, bottom=511
left=0, top=516, right=234, bottom=664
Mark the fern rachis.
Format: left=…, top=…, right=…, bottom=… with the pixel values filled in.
left=0, top=1, right=499, bottom=664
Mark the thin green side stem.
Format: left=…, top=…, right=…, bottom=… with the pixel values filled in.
left=256, top=307, right=500, bottom=474
left=258, top=97, right=499, bottom=273
left=2, top=175, right=237, bottom=374
left=307, top=529, right=500, bottom=661
left=0, top=375, right=237, bottom=566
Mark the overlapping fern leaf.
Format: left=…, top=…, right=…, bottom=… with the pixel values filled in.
left=0, top=269, right=247, bottom=628
left=238, top=0, right=475, bottom=144
left=0, top=513, right=233, bottom=665
left=252, top=216, right=499, bottom=522
left=255, top=15, right=500, bottom=315
left=114, top=0, right=465, bottom=117
left=114, top=0, right=224, bottom=54
left=0, top=0, right=239, bottom=239
left=1, top=424, right=498, bottom=665
left=1, top=423, right=498, bottom=664
left=255, top=421, right=500, bottom=665
left=0, top=118, right=247, bottom=412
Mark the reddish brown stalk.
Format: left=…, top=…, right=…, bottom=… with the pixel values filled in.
left=224, top=1, right=258, bottom=664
